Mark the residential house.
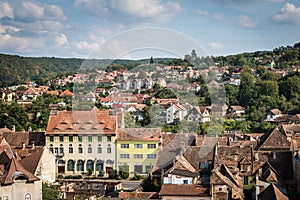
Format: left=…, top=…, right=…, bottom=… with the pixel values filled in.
left=210, top=103, right=228, bottom=118
left=0, top=139, right=42, bottom=200
left=166, top=104, right=188, bottom=124
left=2, top=131, right=56, bottom=183
left=211, top=164, right=244, bottom=200
left=266, top=109, right=282, bottom=121
left=60, top=90, right=73, bottom=98
left=116, top=128, right=161, bottom=176
left=0, top=89, right=14, bottom=102
left=22, top=87, right=38, bottom=101
left=186, top=106, right=210, bottom=123
left=260, top=59, right=275, bottom=68
left=45, top=107, right=117, bottom=176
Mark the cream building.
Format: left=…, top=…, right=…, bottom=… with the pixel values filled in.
left=45, top=107, right=117, bottom=176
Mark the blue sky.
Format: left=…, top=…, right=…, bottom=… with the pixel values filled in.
left=0, top=0, right=299, bottom=59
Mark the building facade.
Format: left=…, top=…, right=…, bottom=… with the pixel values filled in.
left=116, top=128, right=161, bottom=176
left=45, top=107, right=117, bottom=176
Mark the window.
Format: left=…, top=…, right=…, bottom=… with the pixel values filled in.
left=2, top=196, right=9, bottom=200
left=147, top=154, right=156, bottom=159
left=147, top=144, right=156, bottom=149
left=49, top=136, right=54, bottom=142
left=98, top=136, right=102, bottom=142
left=59, top=136, right=64, bottom=142
left=97, top=144, right=102, bottom=153
left=49, top=144, right=53, bottom=153
left=107, top=136, right=111, bottom=142
left=244, top=176, right=248, bottom=185
left=107, top=144, right=111, bottom=153
left=59, top=144, right=64, bottom=153
left=134, top=154, right=143, bottom=159
left=78, top=136, right=82, bottom=142
left=69, top=144, right=73, bottom=154
left=25, top=193, right=31, bottom=200
left=78, top=144, right=83, bottom=153
left=77, top=160, right=84, bottom=171
left=88, top=144, right=92, bottom=153
left=146, top=165, right=152, bottom=173
left=86, top=160, right=94, bottom=171
left=121, top=144, right=129, bottom=148
left=69, top=136, right=73, bottom=142
left=120, top=154, right=130, bottom=159
left=134, top=165, right=143, bottom=174
left=96, top=160, right=104, bottom=171
left=134, top=144, right=143, bottom=149
left=183, top=180, right=188, bottom=184
left=54, top=147, right=58, bottom=154
left=88, top=136, right=93, bottom=142
left=67, top=160, right=75, bottom=171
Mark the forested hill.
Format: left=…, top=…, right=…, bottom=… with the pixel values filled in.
left=0, top=54, right=84, bottom=87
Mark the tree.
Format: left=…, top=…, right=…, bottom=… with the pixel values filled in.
left=149, top=57, right=154, bottom=64
left=238, top=72, right=255, bottom=107
left=42, top=183, right=60, bottom=200
left=141, top=176, right=160, bottom=192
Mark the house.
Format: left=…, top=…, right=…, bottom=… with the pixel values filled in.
left=186, top=106, right=210, bottom=123
left=266, top=109, right=282, bottom=121
left=116, top=128, right=161, bottom=176
left=151, top=133, right=196, bottom=186
left=60, top=89, right=73, bottom=98
left=227, top=105, right=245, bottom=115
left=210, top=103, right=228, bottom=118
left=159, top=184, right=210, bottom=200
left=260, top=59, right=275, bottom=68
left=2, top=131, right=56, bottom=183
left=22, top=87, right=38, bottom=101
left=166, top=104, right=188, bottom=124
left=0, top=139, right=42, bottom=200
left=45, top=107, right=117, bottom=176
left=0, top=89, right=14, bottom=102
left=211, top=164, right=244, bottom=200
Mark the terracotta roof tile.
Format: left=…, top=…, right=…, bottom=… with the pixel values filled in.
left=159, top=184, right=210, bottom=197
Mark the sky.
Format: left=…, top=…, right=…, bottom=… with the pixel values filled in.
left=0, top=0, right=300, bottom=59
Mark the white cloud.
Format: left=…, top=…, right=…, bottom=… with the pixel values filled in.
left=272, top=2, right=300, bottom=25
left=0, top=2, right=14, bottom=19
left=237, top=15, right=259, bottom=28
left=74, top=0, right=182, bottom=23
left=213, top=13, right=224, bottom=21
left=207, top=42, right=224, bottom=51
left=55, top=33, right=69, bottom=47
left=196, top=10, right=208, bottom=16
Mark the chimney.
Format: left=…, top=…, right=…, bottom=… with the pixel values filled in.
left=273, top=152, right=276, bottom=160
left=180, top=141, right=185, bottom=154
left=12, top=125, right=15, bottom=132
left=22, top=142, right=26, bottom=150
left=28, top=126, right=32, bottom=132
left=31, top=141, right=35, bottom=149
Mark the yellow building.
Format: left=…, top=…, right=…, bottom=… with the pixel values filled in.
left=116, top=128, right=161, bottom=176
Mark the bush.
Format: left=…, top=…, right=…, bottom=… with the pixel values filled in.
left=130, top=174, right=143, bottom=180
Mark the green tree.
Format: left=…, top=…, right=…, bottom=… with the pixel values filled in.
left=238, top=72, right=255, bottom=107
left=42, top=183, right=60, bottom=200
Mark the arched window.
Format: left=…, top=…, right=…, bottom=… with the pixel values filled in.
left=69, top=144, right=73, bottom=154
left=88, top=144, right=92, bottom=153
left=49, top=144, right=53, bottom=153
left=57, top=160, right=65, bottom=165
left=59, top=144, right=64, bottom=153
left=77, top=160, right=84, bottom=171
left=96, top=160, right=104, bottom=171
left=67, top=160, right=75, bottom=171
left=97, top=144, right=102, bottom=153
left=107, top=144, right=111, bottom=153
left=25, top=193, right=31, bottom=200
left=78, top=144, right=83, bottom=153
left=86, top=160, right=94, bottom=171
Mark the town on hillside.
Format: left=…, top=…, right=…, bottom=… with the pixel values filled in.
left=1, top=47, right=300, bottom=200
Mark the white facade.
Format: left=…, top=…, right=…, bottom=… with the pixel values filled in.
left=163, top=174, right=193, bottom=185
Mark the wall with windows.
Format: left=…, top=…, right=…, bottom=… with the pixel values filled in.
left=116, top=140, right=159, bottom=175
left=0, top=180, right=42, bottom=200
left=46, top=134, right=116, bottom=176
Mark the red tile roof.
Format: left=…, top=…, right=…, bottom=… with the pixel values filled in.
left=46, top=107, right=116, bottom=135
left=159, top=184, right=210, bottom=197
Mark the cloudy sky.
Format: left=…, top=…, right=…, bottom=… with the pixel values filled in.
left=0, top=0, right=299, bottom=59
